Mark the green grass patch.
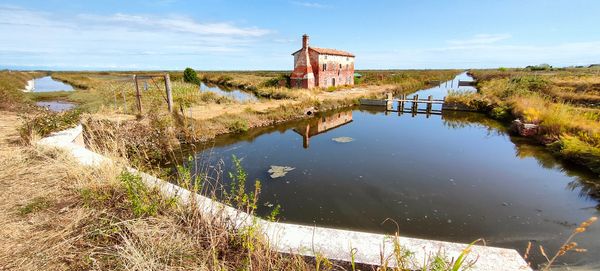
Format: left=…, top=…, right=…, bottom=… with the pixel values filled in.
left=18, top=196, right=51, bottom=215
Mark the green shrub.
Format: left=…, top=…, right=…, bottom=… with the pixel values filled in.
left=183, top=67, right=200, bottom=85
left=490, top=105, right=512, bottom=120
left=510, top=76, right=549, bottom=92
left=120, top=171, right=176, bottom=217
left=228, top=118, right=249, bottom=133
left=262, top=74, right=290, bottom=88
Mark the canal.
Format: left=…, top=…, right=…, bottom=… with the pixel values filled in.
left=30, top=76, right=77, bottom=112
left=32, top=76, right=74, bottom=92
left=200, top=81, right=258, bottom=102
left=182, top=73, right=599, bottom=268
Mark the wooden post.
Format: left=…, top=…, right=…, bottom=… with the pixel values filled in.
left=412, top=94, right=418, bottom=112
left=164, top=74, right=173, bottom=113
left=112, top=88, right=118, bottom=111
left=133, top=75, right=142, bottom=114
left=427, top=95, right=433, bottom=113
left=399, top=94, right=405, bottom=112
left=386, top=92, right=393, bottom=111
left=122, top=88, right=127, bottom=113
left=426, top=95, right=433, bottom=117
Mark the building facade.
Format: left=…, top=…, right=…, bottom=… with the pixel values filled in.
left=290, top=34, right=355, bottom=89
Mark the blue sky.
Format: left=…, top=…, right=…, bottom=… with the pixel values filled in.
left=1, top=0, right=600, bottom=70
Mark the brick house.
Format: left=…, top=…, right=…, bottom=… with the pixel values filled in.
left=290, top=34, right=355, bottom=89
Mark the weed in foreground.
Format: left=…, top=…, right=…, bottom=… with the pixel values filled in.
left=530, top=216, right=598, bottom=270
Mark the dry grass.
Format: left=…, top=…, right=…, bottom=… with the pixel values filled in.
left=0, top=70, right=45, bottom=111
left=452, top=68, right=600, bottom=174
left=0, top=108, right=315, bottom=270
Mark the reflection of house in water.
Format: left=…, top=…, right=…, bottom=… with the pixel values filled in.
left=293, top=111, right=353, bottom=148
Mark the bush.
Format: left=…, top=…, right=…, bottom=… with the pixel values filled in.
left=19, top=109, right=82, bottom=143
left=490, top=105, right=512, bottom=120
left=227, top=118, right=249, bottom=133
left=262, top=74, right=290, bottom=88
left=183, top=67, right=200, bottom=85
left=510, top=76, right=549, bottom=92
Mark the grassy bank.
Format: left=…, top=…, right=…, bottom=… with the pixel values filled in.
left=0, top=70, right=45, bottom=111
left=446, top=68, right=600, bottom=174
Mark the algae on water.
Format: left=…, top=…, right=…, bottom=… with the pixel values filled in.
left=332, top=136, right=354, bottom=143
left=268, top=165, right=295, bottom=178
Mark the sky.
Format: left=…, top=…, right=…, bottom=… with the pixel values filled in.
left=1, top=0, right=600, bottom=70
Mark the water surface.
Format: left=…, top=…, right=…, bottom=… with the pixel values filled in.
left=35, top=101, right=76, bottom=112
left=33, top=76, right=74, bottom=92
left=182, top=74, right=599, bottom=269
left=200, top=82, right=258, bottom=102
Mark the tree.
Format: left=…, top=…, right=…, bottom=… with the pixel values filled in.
left=183, top=67, right=200, bottom=85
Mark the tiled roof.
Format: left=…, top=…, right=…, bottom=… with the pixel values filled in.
left=310, top=47, right=355, bottom=57
left=292, top=46, right=355, bottom=57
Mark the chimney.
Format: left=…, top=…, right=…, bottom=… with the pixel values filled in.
left=302, top=34, right=309, bottom=49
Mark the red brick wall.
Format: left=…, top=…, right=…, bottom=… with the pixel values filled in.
left=290, top=48, right=315, bottom=88
left=309, top=51, right=354, bottom=88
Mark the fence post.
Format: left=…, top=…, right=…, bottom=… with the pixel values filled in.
left=122, top=88, right=127, bottom=113
left=133, top=75, right=143, bottom=115
left=164, top=74, right=173, bottom=113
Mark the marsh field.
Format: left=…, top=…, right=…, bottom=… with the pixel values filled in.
left=1, top=67, right=600, bottom=270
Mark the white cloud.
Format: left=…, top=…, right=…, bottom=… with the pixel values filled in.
left=291, top=1, right=330, bottom=9
left=357, top=41, right=600, bottom=69
left=0, top=5, right=273, bottom=70
left=447, top=34, right=512, bottom=46
left=79, top=13, right=270, bottom=37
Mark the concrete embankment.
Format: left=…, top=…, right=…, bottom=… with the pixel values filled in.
left=22, top=79, right=34, bottom=92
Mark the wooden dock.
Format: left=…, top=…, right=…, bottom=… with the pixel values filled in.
left=359, top=93, right=445, bottom=115
left=458, top=80, right=476, bottom=87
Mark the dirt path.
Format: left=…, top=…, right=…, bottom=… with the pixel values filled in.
left=0, top=111, right=21, bottom=147
left=187, top=84, right=392, bottom=121
left=188, top=99, right=299, bottom=120
left=0, top=112, right=85, bottom=270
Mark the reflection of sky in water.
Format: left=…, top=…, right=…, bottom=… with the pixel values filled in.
left=33, top=76, right=74, bottom=92
left=189, top=106, right=600, bottom=268
left=396, top=72, right=477, bottom=112
left=35, top=101, right=76, bottom=112
left=407, top=71, right=476, bottom=99
left=199, top=82, right=258, bottom=102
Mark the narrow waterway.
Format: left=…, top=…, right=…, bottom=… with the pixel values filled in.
left=181, top=73, right=599, bottom=269
left=32, top=76, right=74, bottom=92
left=200, top=81, right=258, bottom=102
left=35, top=101, right=76, bottom=112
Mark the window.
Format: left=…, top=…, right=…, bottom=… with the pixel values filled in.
left=322, top=63, right=326, bottom=71
left=339, top=64, right=342, bottom=70
left=346, top=64, right=349, bottom=70
left=324, top=55, right=327, bottom=60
